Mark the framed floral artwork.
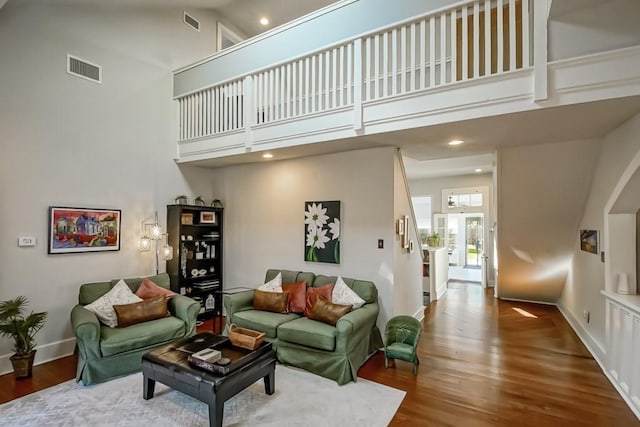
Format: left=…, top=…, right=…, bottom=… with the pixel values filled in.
left=48, top=206, right=121, bottom=254
left=304, top=201, right=340, bottom=264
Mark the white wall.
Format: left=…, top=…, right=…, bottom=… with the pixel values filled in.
left=209, top=147, right=397, bottom=331
left=559, top=112, right=640, bottom=360
left=0, top=2, right=219, bottom=371
left=549, top=0, right=640, bottom=61
left=393, top=154, right=424, bottom=318
left=497, top=139, right=601, bottom=302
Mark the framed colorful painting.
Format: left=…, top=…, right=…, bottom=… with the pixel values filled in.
left=304, top=201, right=340, bottom=264
left=48, top=207, right=121, bottom=254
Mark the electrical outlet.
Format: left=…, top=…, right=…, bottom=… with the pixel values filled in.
left=378, top=239, right=384, bottom=249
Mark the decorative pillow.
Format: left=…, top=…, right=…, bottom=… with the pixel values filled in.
left=304, top=283, right=334, bottom=318
left=253, top=289, right=290, bottom=313
left=258, top=272, right=283, bottom=292
left=332, top=276, right=366, bottom=309
left=307, top=295, right=352, bottom=326
left=282, top=280, right=307, bottom=313
left=135, top=278, right=176, bottom=300
left=113, top=295, right=169, bottom=327
left=84, top=279, right=143, bottom=328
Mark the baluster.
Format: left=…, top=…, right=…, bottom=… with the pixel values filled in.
left=392, top=28, right=398, bottom=96
left=311, top=55, right=317, bottom=113
left=287, top=63, right=292, bottom=118
left=450, top=9, right=457, bottom=82
left=325, top=51, right=330, bottom=110
left=429, top=16, right=435, bottom=87
left=497, top=0, right=504, bottom=73
left=401, top=26, right=407, bottom=94
left=347, top=42, right=353, bottom=105
left=420, top=19, right=426, bottom=89
left=410, top=23, right=415, bottom=93
left=374, top=34, right=380, bottom=99
left=332, top=47, right=338, bottom=108
left=473, top=1, right=480, bottom=79
left=339, top=45, right=345, bottom=107
left=485, top=0, right=491, bottom=75
left=509, top=0, right=516, bottom=71
left=522, top=0, right=530, bottom=67
left=383, top=31, right=389, bottom=97
left=462, top=6, right=469, bottom=80
left=305, top=57, right=311, bottom=114
left=440, top=14, right=446, bottom=85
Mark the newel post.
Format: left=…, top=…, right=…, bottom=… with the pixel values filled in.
left=533, top=0, right=551, bottom=101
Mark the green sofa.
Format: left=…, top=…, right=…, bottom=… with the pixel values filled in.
left=70, top=273, right=200, bottom=385
left=224, top=269, right=383, bottom=385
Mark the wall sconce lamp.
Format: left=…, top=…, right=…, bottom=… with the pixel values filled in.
left=139, top=211, right=173, bottom=274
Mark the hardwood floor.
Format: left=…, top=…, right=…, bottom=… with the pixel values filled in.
left=359, top=282, right=639, bottom=426
left=1, top=284, right=638, bottom=426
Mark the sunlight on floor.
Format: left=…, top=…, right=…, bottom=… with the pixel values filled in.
left=512, top=307, right=538, bottom=318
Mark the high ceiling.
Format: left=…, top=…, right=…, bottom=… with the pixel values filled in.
left=37, top=0, right=337, bottom=39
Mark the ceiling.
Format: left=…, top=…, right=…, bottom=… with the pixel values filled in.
left=37, top=0, right=337, bottom=39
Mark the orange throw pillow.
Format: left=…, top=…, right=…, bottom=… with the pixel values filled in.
left=135, top=278, right=176, bottom=300
left=304, top=283, right=334, bottom=318
left=282, top=280, right=307, bottom=314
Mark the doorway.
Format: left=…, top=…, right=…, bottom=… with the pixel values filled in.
left=447, top=213, right=484, bottom=282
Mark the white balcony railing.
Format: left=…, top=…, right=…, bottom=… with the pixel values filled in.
left=176, top=0, right=533, bottom=144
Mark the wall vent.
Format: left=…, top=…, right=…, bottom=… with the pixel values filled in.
left=67, top=54, right=101, bottom=84
left=183, top=12, right=200, bottom=31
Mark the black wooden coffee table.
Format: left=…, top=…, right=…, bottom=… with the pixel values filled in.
left=142, top=332, right=276, bottom=427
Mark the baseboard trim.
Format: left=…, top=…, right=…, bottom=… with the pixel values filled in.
left=556, top=302, right=640, bottom=421
left=500, top=297, right=556, bottom=305
left=413, top=306, right=426, bottom=322
left=0, top=337, right=76, bottom=376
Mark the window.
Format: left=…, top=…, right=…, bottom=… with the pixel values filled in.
left=443, top=187, right=487, bottom=212
left=217, top=22, right=244, bottom=51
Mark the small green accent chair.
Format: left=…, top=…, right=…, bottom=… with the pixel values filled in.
left=384, top=315, right=422, bottom=375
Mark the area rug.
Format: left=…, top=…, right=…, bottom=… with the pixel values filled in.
left=1, top=365, right=405, bottom=426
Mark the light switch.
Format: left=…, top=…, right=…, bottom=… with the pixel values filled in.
left=18, top=236, right=36, bottom=247
left=378, top=239, right=384, bottom=249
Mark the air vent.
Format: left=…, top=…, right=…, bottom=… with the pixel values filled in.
left=67, top=54, right=101, bottom=84
left=183, top=12, right=200, bottom=31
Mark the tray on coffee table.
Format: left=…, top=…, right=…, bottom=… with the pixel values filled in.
left=185, top=335, right=272, bottom=376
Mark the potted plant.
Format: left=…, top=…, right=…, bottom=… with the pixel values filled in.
left=194, top=196, right=205, bottom=206
left=0, top=296, right=47, bottom=378
left=427, top=232, right=441, bottom=247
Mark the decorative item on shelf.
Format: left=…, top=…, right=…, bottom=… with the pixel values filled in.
left=0, top=296, right=47, bottom=379
left=427, top=232, right=441, bottom=247
left=200, top=211, right=217, bottom=224
left=211, top=199, right=224, bottom=209
left=138, top=211, right=173, bottom=275
left=205, top=294, right=215, bottom=310
left=194, top=196, right=205, bottom=206
left=181, top=213, right=193, bottom=225
left=174, top=195, right=189, bottom=205
left=617, top=273, right=632, bottom=295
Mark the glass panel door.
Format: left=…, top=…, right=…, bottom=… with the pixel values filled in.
left=465, top=216, right=483, bottom=268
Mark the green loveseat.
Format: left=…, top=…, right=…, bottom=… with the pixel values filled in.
left=70, top=273, right=199, bottom=385
left=223, top=269, right=383, bottom=385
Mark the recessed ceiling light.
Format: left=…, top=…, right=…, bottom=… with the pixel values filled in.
left=259, top=17, right=269, bottom=26
left=448, top=140, right=464, bottom=146
left=475, top=168, right=482, bottom=173
left=262, top=153, right=273, bottom=159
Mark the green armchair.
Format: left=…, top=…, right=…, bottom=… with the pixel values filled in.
left=384, top=315, right=422, bottom=375
left=70, top=273, right=200, bottom=385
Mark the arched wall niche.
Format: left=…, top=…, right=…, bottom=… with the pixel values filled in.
left=605, top=149, right=640, bottom=295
